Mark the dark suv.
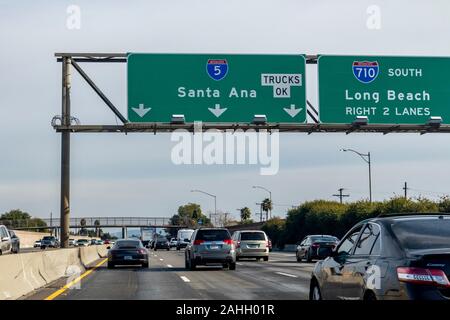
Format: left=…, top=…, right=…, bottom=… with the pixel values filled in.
left=185, top=228, right=236, bottom=270
left=40, top=236, right=59, bottom=249
left=310, top=214, right=450, bottom=300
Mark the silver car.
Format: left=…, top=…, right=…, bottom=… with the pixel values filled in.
left=232, top=230, right=270, bottom=261
left=0, top=225, right=14, bottom=255
left=185, top=228, right=236, bottom=270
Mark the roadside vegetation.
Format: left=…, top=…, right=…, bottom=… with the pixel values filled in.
left=0, top=209, right=48, bottom=231
left=262, top=196, right=449, bottom=249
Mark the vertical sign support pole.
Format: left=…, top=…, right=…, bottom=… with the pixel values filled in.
left=60, top=57, right=71, bottom=248
left=368, top=152, right=372, bottom=203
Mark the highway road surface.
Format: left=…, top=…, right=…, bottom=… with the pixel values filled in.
left=25, top=250, right=315, bottom=300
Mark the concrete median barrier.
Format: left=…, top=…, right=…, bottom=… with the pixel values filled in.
left=96, top=245, right=109, bottom=258
left=0, top=248, right=83, bottom=300
left=79, top=246, right=100, bottom=267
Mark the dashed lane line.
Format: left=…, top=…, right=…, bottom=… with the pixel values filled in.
left=275, top=272, right=298, bottom=278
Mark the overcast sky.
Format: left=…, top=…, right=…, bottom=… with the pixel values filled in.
left=1, top=1, right=450, bottom=221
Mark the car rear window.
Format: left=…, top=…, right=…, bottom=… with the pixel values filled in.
left=240, top=232, right=266, bottom=241
left=116, top=240, right=141, bottom=248
left=392, top=218, right=450, bottom=251
left=196, top=229, right=230, bottom=241
left=311, top=236, right=338, bottom=243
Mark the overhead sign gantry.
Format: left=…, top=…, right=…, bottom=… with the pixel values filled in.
left=54, top=52, right=450, bottom=248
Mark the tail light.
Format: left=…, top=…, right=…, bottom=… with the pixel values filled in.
left=193, top=239, right=204, bottom=245
left=138, top=249, right=147, bottom=254
left=223, top=239, right=233, bottom=245
left=397, top=267, right=450, bottom=287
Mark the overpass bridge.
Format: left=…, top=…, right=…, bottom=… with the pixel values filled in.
left=0, top=217, right=186, bottom=238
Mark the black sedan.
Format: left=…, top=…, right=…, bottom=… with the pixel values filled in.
left=296, top=235, right=339, bottom=262
left=310, top=214, right=450, bottom=300
left=154, top=237, right=170, bottom=251
left=107, top=239, right=149, bottom=268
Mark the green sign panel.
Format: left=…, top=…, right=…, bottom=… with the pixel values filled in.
left=127, top=54, right=306, bottom=123
left=318, top=55, right=450, bottom=124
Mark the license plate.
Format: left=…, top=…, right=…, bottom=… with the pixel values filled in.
left=210, top=245, right=219, bottom=250
left=124, top=256, right=133, bottom=260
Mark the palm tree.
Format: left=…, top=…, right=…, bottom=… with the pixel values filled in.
left=262, top=198, right=273, bottom=221
left=79, top=218, right=86, bottom=236
left=94, top=220, right=100, bottom=237
left=240, top=207, right=252, bottom=222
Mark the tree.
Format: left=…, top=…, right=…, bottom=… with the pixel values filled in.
left=176, top=203, right=211, bottom=227
left=79, top=218, right=87, bottom=235
left=262, top=198, right=273, bottom=221
left=94, top=220, right=100, bottom=237
left=262, top=217, right=285, bottom=249
left=239, top=207, right=252, bottom=222
left=170, top=214, right=181, bottom=226
left=1, top=209, right=31, bottom=221
left=438, top=196, right=450, bottom=212
left=0, top=209, right=47, bottom=231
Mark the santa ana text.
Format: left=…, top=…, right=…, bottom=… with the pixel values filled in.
left=178, top=86, right=257, bottom=98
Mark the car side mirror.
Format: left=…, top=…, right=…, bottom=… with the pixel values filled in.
left=107, top=246, right=111, bottom=250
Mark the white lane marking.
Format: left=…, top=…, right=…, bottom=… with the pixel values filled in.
left=159, top=258, right=164, bottom=261
left=275, top=272, right=298, bottom=278
left=167, top=264, right=173, bottom=268
left=180, top=276, right=190, bottom=282
left=236, top=263, right=243, bottom=266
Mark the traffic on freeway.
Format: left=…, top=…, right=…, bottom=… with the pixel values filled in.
left=6, top=216, right=448, bottom=301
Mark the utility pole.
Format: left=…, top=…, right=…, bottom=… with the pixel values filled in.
left=333, top=188, right=350, bottom=204
left=50, top=211, right=53, bottom=236
left=403, top=182, right=408, bottom=199
left=60, top=57, right=71, bottom=248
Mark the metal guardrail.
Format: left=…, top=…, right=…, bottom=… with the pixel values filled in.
left=0, top=217, right=178, bottom=229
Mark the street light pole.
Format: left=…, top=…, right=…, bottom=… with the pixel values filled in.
left=191, top=189, right=217, bottom=222
left=252, top=186, right=272, bottom=219
left=341, top=149, right=372, bottom=203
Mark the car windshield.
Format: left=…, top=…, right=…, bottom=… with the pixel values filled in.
left=78, top=240, right=88, bottom=243
left=311, top=236, right=338, bottom=243
left=196, top=229, right=230, bottom=241
left=115, top=240, right=141, bottom=249
left=392, top=218, right=450, bottom=251
left=179, top=231, right=194, bottom=239
left=240, top=232, right=266, bottom=241
left=42, top=236, right=54, bottom=240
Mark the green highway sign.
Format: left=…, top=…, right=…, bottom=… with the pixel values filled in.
left=127, top=54, right=306, bottom=123
left=318, top=55, right=450, bottom=124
